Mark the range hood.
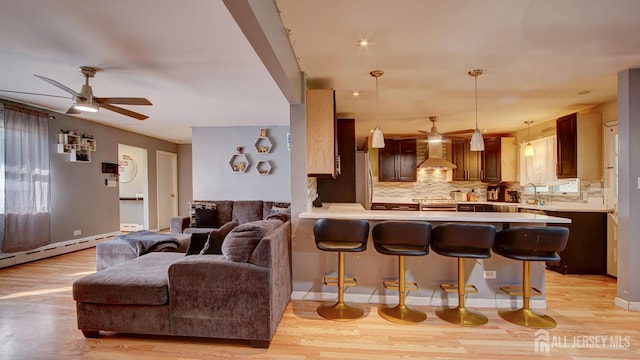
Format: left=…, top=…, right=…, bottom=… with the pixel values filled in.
left=417, top=141, right=457, bottom=170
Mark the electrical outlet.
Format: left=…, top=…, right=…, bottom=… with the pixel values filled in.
left=483, top=270, right=496, bottom=279
left=73, top=229, right=82, bottom=236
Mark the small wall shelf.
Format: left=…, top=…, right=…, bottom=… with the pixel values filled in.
left=256, top=160, right=272, bottom=175
left=57, top=133, right=96, bottom=163
left=229, top=147, right=250, bottom=173
left=254, top=129, right=272, bottom=154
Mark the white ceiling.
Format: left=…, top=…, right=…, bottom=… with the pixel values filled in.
left=276, top=0, right=640, bottom=144
left=0, top=0, right=290, bottom=143
left=1, top=1, right=640, bottom=146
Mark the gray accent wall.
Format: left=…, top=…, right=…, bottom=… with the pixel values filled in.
left=191, top=126, right=291, bottom=201
left=47, top=110, right=178, bottom=243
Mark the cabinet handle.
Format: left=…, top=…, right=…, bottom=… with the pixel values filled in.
left=335, top=155, right=341, bottom=176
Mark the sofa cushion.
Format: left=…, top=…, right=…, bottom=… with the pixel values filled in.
left=265, top=207, right=291, bottom=222
left=201, top=220, right=238, bottom=255
left=232, top=200, right=264, bottom=224
left=263, top=201, right=291, bottom=219
left=73, top=253, right=184, bottom=305
left=221, top=219, right=283, bottom=262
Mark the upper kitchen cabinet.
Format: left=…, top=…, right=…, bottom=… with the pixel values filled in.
left=379, top=138, right=417, bottom=182
left=482, top=137, right=517, bottom=183
left=451, top=139, right=481, bottom=181
left=556, top=113, right=602, bottom=179
left=306, top=89, right=338, bottom=177
left=317, top=119, right=356, bottom=202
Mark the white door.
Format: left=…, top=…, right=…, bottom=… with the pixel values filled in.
left=157, top=151, right=178, bottom=231
left=604, top=122, right=618, bottom=276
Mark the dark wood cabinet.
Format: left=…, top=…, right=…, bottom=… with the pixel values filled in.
left=317, top=119, right=355, bottom=202
left=451, top=140, right=481, bottom=181
left=556, top=113, right=578, bottom=179
left=481, top=137, right=517, bottom=183
left=556, top=112, right=603, bottom=179
left=379, top=138, right=417, bottom=182
left=546, top=211, right=607, bottom=275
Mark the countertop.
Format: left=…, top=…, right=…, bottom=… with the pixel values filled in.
left=300, top=203, right=571, bottom=224
left=371, top=196, right=607, bottom=213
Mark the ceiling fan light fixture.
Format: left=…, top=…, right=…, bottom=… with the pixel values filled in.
left=469, top=69, right=485, bottom=152
left=370, top=69, right=385, bottom=148
left=524, top=120, right=534, bottom=157
left=73, top=97, right=99, bottom=112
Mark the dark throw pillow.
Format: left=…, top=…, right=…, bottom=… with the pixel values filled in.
left=195, top=208, right=218, bottom=228
left=186, top=232, right=211, bottom=256
left=200, top=220, right=239, bottom=255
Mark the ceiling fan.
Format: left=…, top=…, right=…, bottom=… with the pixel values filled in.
left=19, top=66, right=151, bottom=120
left=417, top=116, right=474, bottom=142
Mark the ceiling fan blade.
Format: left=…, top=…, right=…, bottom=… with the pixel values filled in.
left=65, top=105, right=82, bottom=115
left=100, top=103, right=148, bottom=120
left=417, top=130, right=431, bottom=135
left=444, top=128, right=475, bottom=135
left=94, top=97, right=152, bottom=106
left=0, top=89, right=72, bottom=99
left=34, top=74, right=82, bottom=98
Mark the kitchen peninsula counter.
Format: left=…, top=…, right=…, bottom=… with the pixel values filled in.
left=293, top=203, right=571, bottom=310
left=299, top=202, right=571, bottom=224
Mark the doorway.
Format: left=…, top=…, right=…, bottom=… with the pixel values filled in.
left=156, top=150, right=178, bottom=231
left=118, top=144, right=149, bottom=231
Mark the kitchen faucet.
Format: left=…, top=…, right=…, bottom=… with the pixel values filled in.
left=525, top=183, right=538, bottom=204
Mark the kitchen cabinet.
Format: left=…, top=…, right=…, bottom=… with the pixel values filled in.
left=306, top=89, right=338, bottom=177
left=317, top=119, right=356, bottom=202
left=451, top=139, right=481, bottom=181
left=481, top=137, right=517, bottom=183
left=544, top=211, right=607, bottom=275
left=556, top=112, right=602, bottom=179
left=378, top=138, right=417, bottom=182
left=371, top=202, right=419, bottom=211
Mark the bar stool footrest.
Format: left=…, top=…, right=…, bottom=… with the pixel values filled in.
left=499, top=285, right=542, bottom=297
left=440, top=283, right=478, bottom=294
left=383, top=280, right=418, bottom=291
left=324, top=276, right=357, bottom=287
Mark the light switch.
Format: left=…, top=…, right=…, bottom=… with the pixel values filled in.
left=638, top=177, right=640, bottom=189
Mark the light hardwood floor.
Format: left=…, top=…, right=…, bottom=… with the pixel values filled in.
left=0, top=248, right=639, bottom=359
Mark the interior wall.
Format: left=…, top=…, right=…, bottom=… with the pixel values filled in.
left=177, top=144, right=193, bottom=216
left=44, top=106, right=178, bottom=243
left=191, top=126, right=291, bottom=201
left=118, top=144, right=147, bottom=228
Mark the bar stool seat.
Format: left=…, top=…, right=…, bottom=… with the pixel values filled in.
left=372, top=221, right=431, bottom=324
left=493, top=226, right=569, bottom=329
left=431, top=223, right=496, bottom=326
left=313, top=218, right=369, bottom=321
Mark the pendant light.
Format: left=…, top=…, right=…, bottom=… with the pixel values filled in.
left=524, top=121, right=534, bottom=157
left=468, top=69, right=485, bottom=151
left=370, top=70, right=385, bottom=148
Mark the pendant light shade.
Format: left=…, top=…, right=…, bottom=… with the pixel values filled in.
left=469, top=69, right=484, bottom=151
left=524, top=121, right=534, bottom=157
left=370, top=70, right=385, bottom=148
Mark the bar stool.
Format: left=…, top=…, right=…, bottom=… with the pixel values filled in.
left=372, top=221, right=432, bottom=324
left=492, top=226, right=569, bottom=329
left=430, top=223, right=496, bottom=326
left=313, top=218, right=370, bottom=321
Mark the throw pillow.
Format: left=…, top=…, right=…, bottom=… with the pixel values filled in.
left=189, top=201, right=217, bottom=227
left=200, top=220, right=239, bottom=255
left=195, top=208, right=218, bottom=228
left=265, top=207, right=291, bottom=222
left=221, top=219, right=283, bottom=262
left=186, top=232, right=211, bottom=256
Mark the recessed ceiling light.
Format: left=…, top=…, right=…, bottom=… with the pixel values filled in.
left=352, top=91, right=360, bottom=97
left=578, top=90, right=590, bottom=95
left=358, top=39, right=369, bottom=47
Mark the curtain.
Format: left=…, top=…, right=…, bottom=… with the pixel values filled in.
left=1, top=105, right=51, bottom=253
left=519, top=135, right=557, bottom=186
